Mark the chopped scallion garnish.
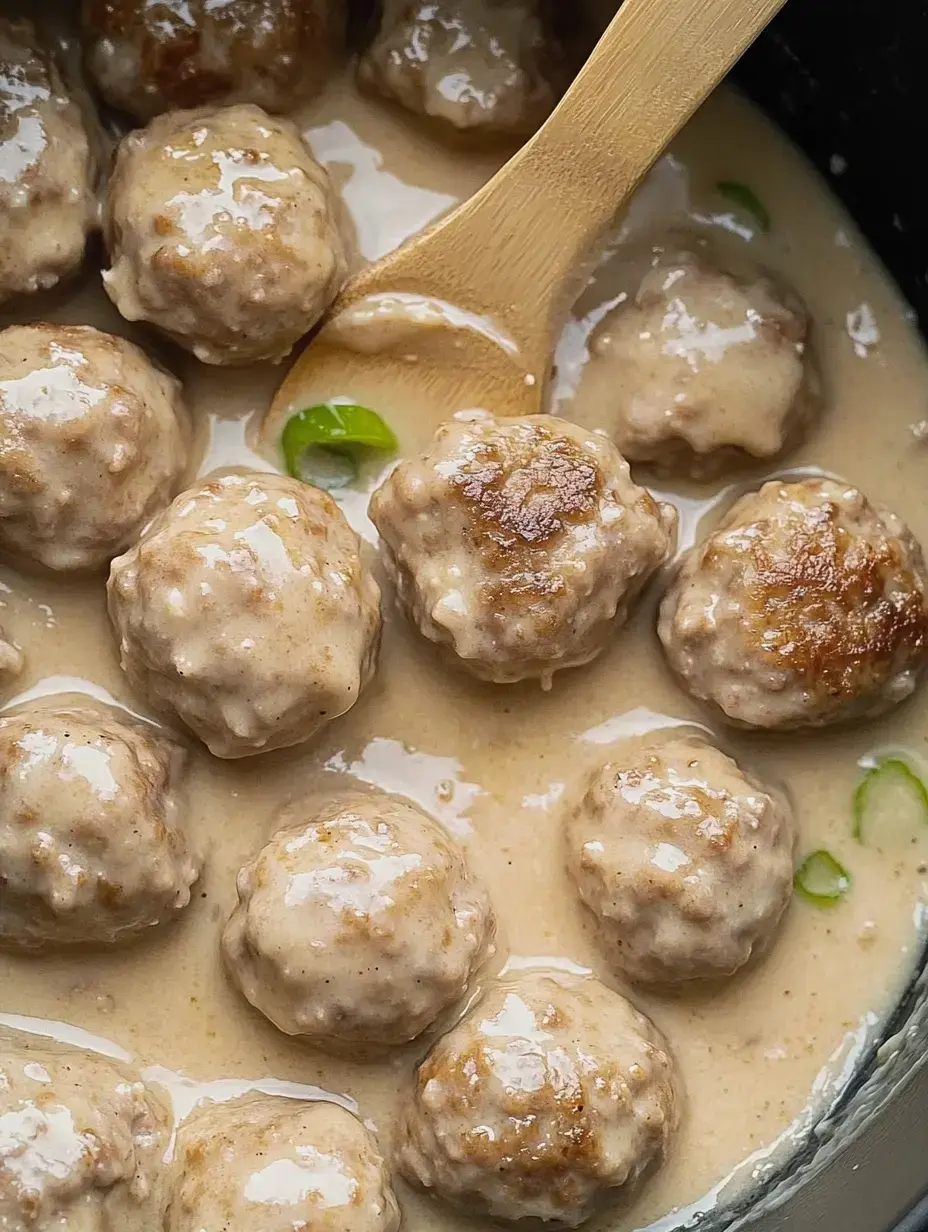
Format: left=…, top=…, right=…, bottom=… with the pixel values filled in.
left=852, top=756, right=928, bottom=847
left=794, top=849, right=850, bottom=907
left=282, top=403, right=397, bottom=491
left=716, top=180, right=771, bottom=232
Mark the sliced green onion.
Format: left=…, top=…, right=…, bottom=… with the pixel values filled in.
left=794, top=850, right=851, bottom=907
left=716, top=180, right=771, bottom=232
left=282, top=403, right=397, bottom=491
left=852, top=756, right=928, bottom=847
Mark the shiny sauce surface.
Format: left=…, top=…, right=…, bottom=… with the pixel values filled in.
left=2, top=73, right=928, bottom=1232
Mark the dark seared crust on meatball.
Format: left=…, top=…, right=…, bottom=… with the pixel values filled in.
left=370, top=413, right=677, bottom=684
left=82, top=0, right=343, bottom=120
left=659, top=478, right=928, bottom=728
left=448, top=421, right=604, bottom=612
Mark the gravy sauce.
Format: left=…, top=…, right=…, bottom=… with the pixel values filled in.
left=2, top=73, right=928, bottom=1232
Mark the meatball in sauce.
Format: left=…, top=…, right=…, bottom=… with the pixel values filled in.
left=397, top=970, right=679, bottom=1226
left=359, top=0, right=565, bottom=139
left=107, top=471, right=382, bottom=758
left=0, top=323, right=188, bottom=573
left=371, top=411, right=676, bottom=685
left=82, top=0, right=343, bottom=121
left=586, top=247, right=821, bottom=477
left=0, top=699, right=199, bottom=950
left=0, top=1032, right=170, bottom=1231
left=166, top=1094, right=399, bottom=1232
left=223, top=791, right=494, bottom=1051
left=0, top=19, right=97, bottom=305
left=103, top=103, right=348, bottom=365
left=567, top=732, right=796, bottom=984
left=659, top=478, right=928, bottom=729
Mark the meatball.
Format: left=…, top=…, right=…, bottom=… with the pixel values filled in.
left=0, top=1032, right=169, bottom=1230
left=567, top=733, right=796, bottom=984
left=103, top=104, right=348, bottom=366
left=370, top=411, right=676, bottom=685
left=223, top=791, right=494, bottom=1051
left=108, top=471, right=381, bottom=759
left=0, top=323, right=188, bottom=573
left=659, top=478, right=928, bottom=729
left=397, top=969, right=679, bottom=1226
left=0, top=699, right=200, bottom=950
left=587, top=248, right=821, bottom=477
left=166, top=1094, right=399, bottom=1232
left=0, top=20, right=97, bottom=305
left=358, top=0, right=563, bottom=139
left=82, top=0, right=343, bottom=122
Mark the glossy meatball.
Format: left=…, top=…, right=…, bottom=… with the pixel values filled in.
left=166, top=1094, right=399, bottom=1232
left=108, top=471, right=381, bottom=759
left=659, top=478, right=928, bottom=728
left=359, top=0, right=563, bottom=139
left=223, top=791, right=494, bottom=1051
left=567, top=733, right=796, bottom=984
left=588, top=249, right=821, bottom=477
left=103, top=104, right=348, bottom=366
left=0, top=699, right=200, bottom=950
left=370, top=412, right=676, bottom=685
left=83, top=0, right=343, bottom=122
left=0, top=1032, right=169, bottom=1231
left=397, top=970, right=679, bottom=1226
left=0, top=323, right=188, bottom=573
left=0, top=20, right=97, bottom=305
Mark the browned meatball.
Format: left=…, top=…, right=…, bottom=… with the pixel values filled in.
left=397, top=970, right=679, bottom=1226
left=567, top=733, right=796, bottom=984
left=358, top=0, right=564, bottom=140
left=103, top=104, right=348, bottom=366
left=659, top=478, right=928, bottom=728
left=370, top=412, right=677, bottom=685
left=82, top=0, right=343, bottom=122
left=0, top=19, right=97, bottom=304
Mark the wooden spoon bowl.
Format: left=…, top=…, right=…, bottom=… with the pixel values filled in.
left=262, top=0, right=787, bottom=451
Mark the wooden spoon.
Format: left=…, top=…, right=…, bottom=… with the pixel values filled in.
left=263, top=0, right=787, bottom=447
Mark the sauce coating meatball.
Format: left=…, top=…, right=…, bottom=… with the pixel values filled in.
left=0, top=699, right=199, bottom=950
left=108, top=471, right=381, bottom=759
left=223, top=791, right=494, bottom=1051
left=166, top=1094, right=399, bottom=1232
left=103, top=103, right=348, bottom=366
left=587, top=248, right=821, bottom=477
left=397, top=970, right=679, bottom=1226
left=0, top=323, right=188, bottom=572
left=83, top=0, right=343, bottom=122
left=0, top=20, right=97, bottom=305
left=370, top=411, right=676, bottom=685
left=358, top=0, right=563, bottom=139
left=659, top=478, right=928, bottom=728
left=567, top=733, right=796, bottom=984
left=0, top=1032, right=169, bottom=1231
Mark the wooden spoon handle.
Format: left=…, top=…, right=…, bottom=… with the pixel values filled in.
left=396, top=0, right=787, bottom=335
